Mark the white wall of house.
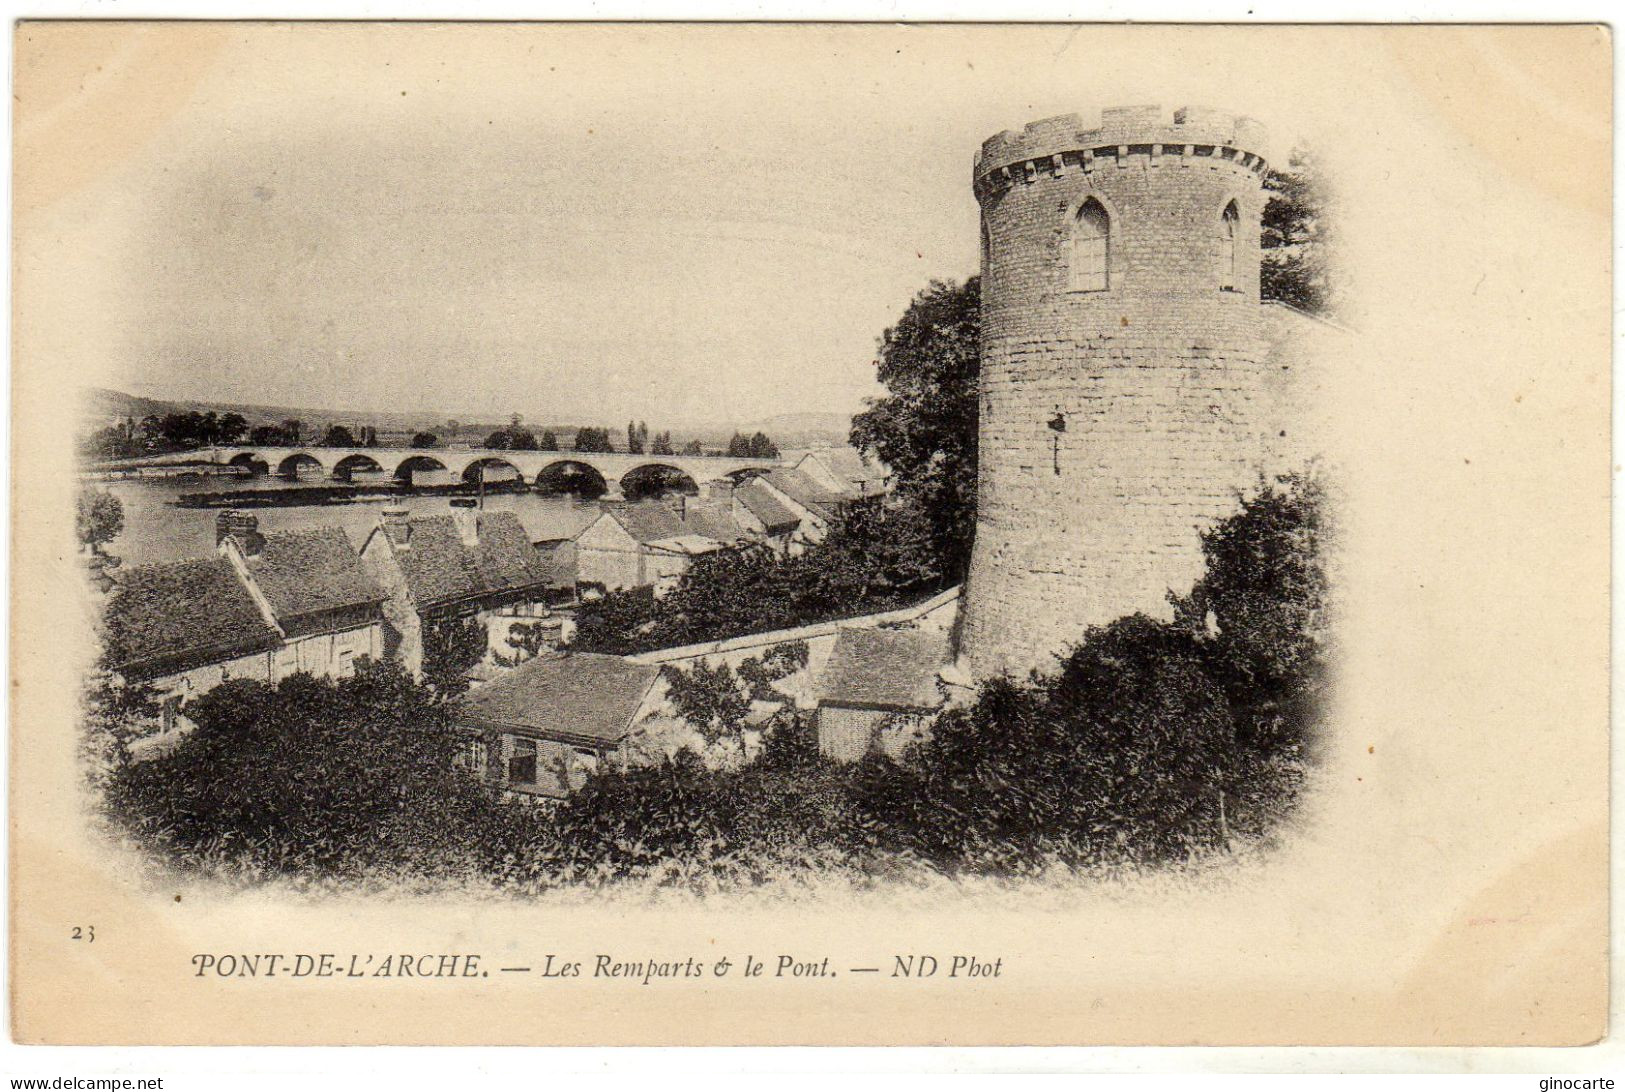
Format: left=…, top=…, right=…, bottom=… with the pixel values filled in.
left=576, top=513, right=645, bottom=591
left=794, top=452, right=848, bottom=495
left=359, top=532, right=427, bottom=676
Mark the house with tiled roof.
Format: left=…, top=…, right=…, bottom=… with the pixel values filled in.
left=104, top=512, right=392, bottom=732
left=750, top=467, right=852, bottom=552
left=217, top=513, right=386, bottom=681
left=455, top=651, right=664, bottom=798
left=815, top=626, right=952, bottom=762
left=103, top=556, right=285, bottom=729
left=575, top=494, right=750, bottom=595
left=358, top=506, right=570, bottom=677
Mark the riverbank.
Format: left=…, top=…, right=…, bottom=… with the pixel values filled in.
left=175, top=479, right=543, bottom=509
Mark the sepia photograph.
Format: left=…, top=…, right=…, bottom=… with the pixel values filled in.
left=8, top=20, right=1611, bottom=1051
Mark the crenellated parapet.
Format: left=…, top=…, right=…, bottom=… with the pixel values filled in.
left=973, top=104, right=1270, bottom=200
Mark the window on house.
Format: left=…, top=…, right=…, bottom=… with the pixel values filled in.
left=1069, top=199, right=1110, bottom=292
left=1220, top=201, right=1239, bottom=291
left=569, top=748, right=599, bottom=792
left=457, top=737, right=488, bottom=778
left=507, top=737, right=537, bottom=787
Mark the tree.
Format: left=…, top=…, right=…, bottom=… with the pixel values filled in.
left=574, top=427, right=614, bottom=453
left=746, top=431, right=779, bottom=459
left=484, top=430, right=512, bottom=450
left=100, top=663, right=511, bottom=878
left=321, top=424, right=357, bottom=447
left=1261, top=146, right=1337, bottom=317
left=726, top=432, right=749, bottom=458
left=627, top=420, right=644, bottom=455
left=76, top=488, right=124, bottom=556
left=216, top=413, right=249, bottom=445
left=1172, top=470, right=1331, bottom=760
left=539, top=430, right=559, bottom=451
left=651, top=431, right=674, bottom=456
left=851, top=276, right=981, bottom=582
left=282, top=419, right=303, bottom=445
left=681, top=439, right=705, bottom=456
left=421, top=614, right=489, bottom=699
left=661, top=661, right=752, bottom=748
left=411, top=432, right=439, bottom=448
left=250, top=424, right=289, bottom=445
left=509, top=427, right=539, bottom=451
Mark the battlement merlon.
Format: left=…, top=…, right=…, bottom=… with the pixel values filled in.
left=973, top=105, right=1270, bottom=195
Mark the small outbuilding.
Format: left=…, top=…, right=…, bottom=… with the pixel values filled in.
left=814, top=626, right=951, bottom=762
left=455, top=651, right=664, bottom=798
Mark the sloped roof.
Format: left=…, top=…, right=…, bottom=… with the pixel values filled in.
left=816, top=627, right=951, bottom=712
left=810, top=447, right=889, bottom=485
left=645, top=534, right=729, bottom=557
left=378, top=513, right=557, bottom=609
left=103, top=557, right=283, bottom=681
left=681, top=502, right=749, bottom=545
left=735, top=477, right=801, bottom=532
left=241, top=527, right=385, bottom=622
left=602, top=500, right=746, bottom=548
left=457, top=651, right=661, bottom=744
left=386, top=516, right=487, bottom=607
left=602, top=502, right=683, bottom=544
left=763, top=467, right=847, bottom=521
left=533, top=540, right=578, bottom=591
left=472, top=511, right=560, bottom=596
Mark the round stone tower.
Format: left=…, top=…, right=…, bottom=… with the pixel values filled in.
left=959, top=105, right=1273, bottom=678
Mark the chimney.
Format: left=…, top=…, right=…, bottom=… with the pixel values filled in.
left=449, top=498, right=481, bottom=547
left=704, top=478, right=736, bottom=504
left=215, top=510, right=263, bottom=556
left=381, top=507, right=412, bottom=547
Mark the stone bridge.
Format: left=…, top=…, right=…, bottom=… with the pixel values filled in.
left=204, top=445, right=784, bottom=498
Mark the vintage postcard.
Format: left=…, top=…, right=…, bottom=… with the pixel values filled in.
left=9, top=22, right=1610, bottom=1046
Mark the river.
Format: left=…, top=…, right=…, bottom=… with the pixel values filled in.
left=101, top=476, right=603, bottom=567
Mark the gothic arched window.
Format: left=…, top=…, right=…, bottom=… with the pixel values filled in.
left=1220, top=201, right=1240, bottom=291
left=1069, top=199, right=1110, bottom=292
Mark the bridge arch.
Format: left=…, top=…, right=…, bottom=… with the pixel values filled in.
left=394, top=454, right=449, bottom=484
left=620, top=462, right=700, bottom=502
left=276, top=452, right=325, bottom=479
left=460, top=456, right=523, bottom=486
left=227, top=451, right=270, bottom=476
left=332, top=453, right=385, bottom=481
left=534, top=459, right=608, bottom=499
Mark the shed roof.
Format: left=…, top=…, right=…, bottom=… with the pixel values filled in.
left=240, top=527, right=385, bottom=623
left=762, top=468, right=847, bottom=521
left=600, top=500, right=747, bottom=548
left=807, top=447, right=889, bottom=486
left=103, top=557, right=283, bottom=681
left=457, top=651, right=662, bottom=744
left=816, top=627, right=951, bottom=712
left=735, top=477, right=802, bottom=532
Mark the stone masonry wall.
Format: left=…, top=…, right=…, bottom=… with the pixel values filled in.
left=960, top=105, right=1280, bottom=678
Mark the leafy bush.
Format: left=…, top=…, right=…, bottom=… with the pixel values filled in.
left=571, top=498, right=947, bottom=655
left=101, top=662, right=527, bottom=878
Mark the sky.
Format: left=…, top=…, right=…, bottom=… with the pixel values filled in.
left=19, top=23, right=1319, bottom=428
